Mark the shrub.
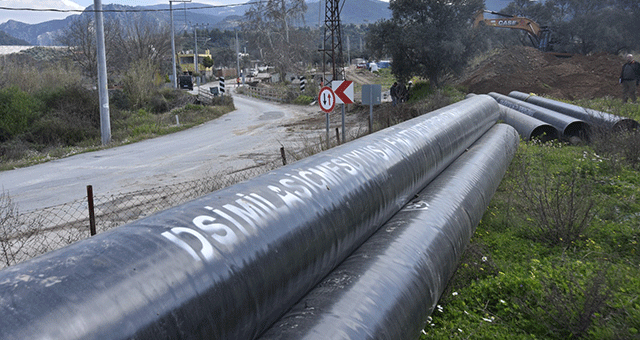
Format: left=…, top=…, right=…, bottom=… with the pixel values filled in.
left=407, top=80, right=433, bottom=102
left=149, top=94, right=169, bottom=114
left=109, top=89, right=131, bottom=110
left=210, top=95, right=234, bottom=108
left=0, top=191, right=23, bottom=267
left=24, top=85, right=101, bottom=146
left=591, top=128, right=640, bottom=171
left=0, top=87, right=43, bottom=142
left=292, top=94, right=314, bottom=105
left=0, top=139, right=30, bottom=161
left=512, top=144, right=598, bottom=247
left=158, top=87, right=196, bottom=111
left=516, top=258, right=614, bottom=339
left=122, top=60, right=161, bottom=110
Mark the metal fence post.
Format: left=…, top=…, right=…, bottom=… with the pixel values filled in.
left=87, top=185, right=96, bottom=236
left=280, top=147, right=287, bottom=166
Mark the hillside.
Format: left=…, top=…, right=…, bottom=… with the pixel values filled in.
left=0, top=18, right=73, bottom=46
left=0, top=0, right=391, bottom=46
left=0, top=30, right=28, bottom=45
left=460, top=46, right=624, bottom=100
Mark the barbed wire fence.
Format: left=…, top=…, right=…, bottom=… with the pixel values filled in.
left=0, top=160, right=284, bottom=270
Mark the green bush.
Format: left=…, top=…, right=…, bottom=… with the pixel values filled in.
left=210, top=95, right=234, bottom=108
left=0, top=87, right=43, bottom=142
left=23, top=86, right=100, bottom=146
left=408, top=81, right=433, bottom=101
left=292, top=94, right=314, bottom=105
left=149, top=94, right=169, bottom=114
left=109, top=89, right=130, bottom=110
left=122, top=61, right=161, bottom=110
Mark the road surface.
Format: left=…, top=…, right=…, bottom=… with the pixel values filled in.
left=0, top=86, right=320, bottom=212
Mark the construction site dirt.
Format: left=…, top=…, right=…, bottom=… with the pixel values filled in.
left=460, top=46, right=626, bottom=101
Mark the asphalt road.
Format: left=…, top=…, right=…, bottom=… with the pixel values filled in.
left=0, top=86, right=317, bottom=212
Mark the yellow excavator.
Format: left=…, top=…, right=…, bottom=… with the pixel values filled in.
left=474, top=10, right=553, bottom=52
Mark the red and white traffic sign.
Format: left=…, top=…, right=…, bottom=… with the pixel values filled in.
left=318, top=86, right=335, bottom=113
left=332, top=80, right=354, bottom=104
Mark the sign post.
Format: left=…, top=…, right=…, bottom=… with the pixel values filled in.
left=318, top=86, right=335, bottom=149
left=362, top=84, right=381, bottom=133
left=332, top=80, right=354, bottom=143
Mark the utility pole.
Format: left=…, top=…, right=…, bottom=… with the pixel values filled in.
left=170, top=1, right=176, bottom=88
left=170, top=0, right=191, bottom=89
left=193, top=23, right=208, bottom=88
left=194, top=24, right=198, bottom=85
left=94, top=0, right=110, bottom=145
left=321, top=0, right=345, bottom=82
left=347, top=35, right=350, bottom=66
left=235, top=29, right=240, bottom=84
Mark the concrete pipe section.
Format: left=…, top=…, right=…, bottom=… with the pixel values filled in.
left=508, top=91, right=640, bottom=132
left=0, top=95, right=500, bottom=340
left=489, top=92, right=590, bottom=141
left=258, top=124, right=520, bottom=340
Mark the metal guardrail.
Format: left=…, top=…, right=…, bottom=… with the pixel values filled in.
left=240, top=85, right=289, bottom=102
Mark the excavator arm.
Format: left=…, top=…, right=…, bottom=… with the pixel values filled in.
left=474, top=10, right=551, bottom=52
left=474, top=10, right=542, bottom=37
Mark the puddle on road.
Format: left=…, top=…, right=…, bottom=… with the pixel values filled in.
left=259, top=111, right=285, bottom=120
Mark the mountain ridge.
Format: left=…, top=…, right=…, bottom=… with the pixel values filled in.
left=0, top=0, right=391, bottom=46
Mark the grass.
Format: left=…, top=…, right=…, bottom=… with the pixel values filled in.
left=420, top=99, right=640, bottom=339
left=0, top=94, right=234, bottom=171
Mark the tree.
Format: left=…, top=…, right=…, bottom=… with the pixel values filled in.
left=368, top=0, right=483, bottom=87
left=499, top=0, right=640, bottom=54
left=56, top=15, right=119, bottom=80
left=202, top=56, right=214, bottom=69
left=113, top=19, right=172, bottom=73
left=242, top=0, right=308, bottom=78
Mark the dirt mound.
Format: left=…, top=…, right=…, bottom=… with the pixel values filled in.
left=460, top=46, right=625, bottom=100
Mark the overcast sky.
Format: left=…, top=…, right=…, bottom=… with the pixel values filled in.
left=0, top=0, right=245, bottom=24
left=1, top=0, right=390, bottom=25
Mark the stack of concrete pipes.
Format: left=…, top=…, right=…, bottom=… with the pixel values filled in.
left=488, top=91, right=639, bottom=142
left=0, top=95, right=519, bottom=339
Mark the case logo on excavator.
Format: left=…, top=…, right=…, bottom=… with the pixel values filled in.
left=498, top=20, right=519, bottom=26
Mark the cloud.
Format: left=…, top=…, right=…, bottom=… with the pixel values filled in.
left=0, top=0, right=84, bottom=24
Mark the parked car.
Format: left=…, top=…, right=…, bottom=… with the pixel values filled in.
left=377, top=60, right=391, bottom=69
left=178, top=74, right=193, bottom=90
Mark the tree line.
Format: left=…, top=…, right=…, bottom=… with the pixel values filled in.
left=46, top=0, right=640, bottom=93
left=366, top=0, right=640, bottom=88
left=500, top=0, right=640, bottom=55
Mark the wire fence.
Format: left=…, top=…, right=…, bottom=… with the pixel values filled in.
left=0, top=160, right=283, bottom=270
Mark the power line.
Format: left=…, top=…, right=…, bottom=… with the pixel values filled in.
left=0, top=1, right=263, bottom=14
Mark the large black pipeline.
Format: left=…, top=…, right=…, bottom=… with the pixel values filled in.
left=508, top=91, right=640, bottom=132
left=0, top=95, right=500, bottom=340
left=258, top=124, right=519, bottom=339
left=467, top=94, right=558, bottom=141
left=489, top=92, right=590, bottom=140
left=499, top=104, right=558, bottom=141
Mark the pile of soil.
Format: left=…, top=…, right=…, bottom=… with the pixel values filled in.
left=460, top=46, right=625, bottom=100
